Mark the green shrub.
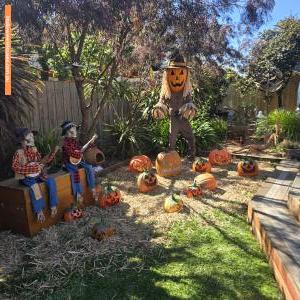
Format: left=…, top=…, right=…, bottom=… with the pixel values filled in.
left=255, top=116, right=273, bottom=138
left=104, top=116, right=153, bottom=160
left=210, top=118, right=228, bottom=140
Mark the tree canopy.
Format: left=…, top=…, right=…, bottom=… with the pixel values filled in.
left=246, top=17, right=300, bottom=108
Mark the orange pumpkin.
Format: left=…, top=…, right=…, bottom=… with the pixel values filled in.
left=192, top=158, right=212, bottom=173
left=155, top=151, right=182, bottom=177
left=164, top=193, right=184, bottom=213
left=91, top=223, right=116, bottom=241
left=237, top=160, right=259, bottom=177
left=99, top=183, right=121, bottom=208
left=208, top=149, right=231, bottom=166
left=185, top=181, right=202, bottom=198
left=195, top=173, right=217, bottom=191
left=129, top=155, right=152, bottom=172
left=63, top=206, right=83, bottom=222
left=166, top=68, right=188, bottom=93
left=137, top=170, right=158, bottom=193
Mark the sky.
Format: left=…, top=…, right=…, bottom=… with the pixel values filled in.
left=231, top=0, right=300, bottom=53
left=258, top=0, right=300, bottom=33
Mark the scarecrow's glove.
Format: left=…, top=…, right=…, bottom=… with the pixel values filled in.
left=37, top=211, right=46, bottom=223
left=179, top=103, right=197, bottom=120
left=152, top=103, right=169, bottom=119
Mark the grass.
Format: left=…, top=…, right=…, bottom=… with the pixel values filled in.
left=0, top=161, right=282, bottom=299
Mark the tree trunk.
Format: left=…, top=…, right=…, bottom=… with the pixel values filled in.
left=277, top=89, right=283, bottom=108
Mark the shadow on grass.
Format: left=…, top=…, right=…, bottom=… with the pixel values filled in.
left=0, top=175, right=281, bottom=300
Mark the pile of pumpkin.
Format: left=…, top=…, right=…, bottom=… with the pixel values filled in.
left=63, top=149, right=259, bottom=240
left=129, top=149, right=259, bottom=213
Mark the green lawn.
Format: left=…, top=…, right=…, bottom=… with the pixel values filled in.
left=45, top=210, right=280, bottom=300
left=0, top=162, right=282, bottom=299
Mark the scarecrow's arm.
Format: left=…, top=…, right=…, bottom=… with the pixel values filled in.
left=179, top=94, right=197, bottom=120
left=12, top=151, right=41, bottom=176
left=152, top=96, right=169, bottom=119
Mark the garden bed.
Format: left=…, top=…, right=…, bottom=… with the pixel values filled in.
left=0, top=159, right=282, bottom=299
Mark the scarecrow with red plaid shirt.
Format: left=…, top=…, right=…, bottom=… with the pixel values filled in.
left=12, top=128, right=60, bottom=223
left=61, top=121, right=98, bottom=204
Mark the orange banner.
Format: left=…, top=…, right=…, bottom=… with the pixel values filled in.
left=5, top=4, right=11, bottom=96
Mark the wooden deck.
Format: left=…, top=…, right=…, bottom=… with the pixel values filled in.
left=248, top=160, right=300, bottom=300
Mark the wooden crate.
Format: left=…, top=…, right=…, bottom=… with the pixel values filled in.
left=0, top=169, right=96, bottom=237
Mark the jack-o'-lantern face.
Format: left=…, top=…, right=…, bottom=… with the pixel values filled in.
left=242, top=160, right=255, bottom=173
left=166, top=68, right=187, bottom=93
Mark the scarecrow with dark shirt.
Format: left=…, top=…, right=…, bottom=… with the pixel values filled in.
left=61, top=121, right=98, bottom=204
left=152, top=51, right=197, bottom=160
left=12, top=128, right=59, bottom=223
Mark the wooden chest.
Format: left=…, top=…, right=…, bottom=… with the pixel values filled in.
left=0, top=169, right=96, bottom=237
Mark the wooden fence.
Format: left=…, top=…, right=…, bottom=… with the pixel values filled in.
left=26, top=80, right=130, bottom=137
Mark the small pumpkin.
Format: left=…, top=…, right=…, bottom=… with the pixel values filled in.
left=99, top=183, right=121, bottom=208
left=166, top=67, right=188, bottom=93
left=185, top=181, right=202, bottom=198
left=63, top=206, right=83, bottom=222
left=208, top=149, right=231, bottom=166
left=156, top=151, right=182, bottom=177
left=237, top=160, right=259, bottom=177
left=195, top=173, right=217, bottom=191
left=137, top=170, right=158, bottom=193
left=192, top=157, right=212, bottom=173
left=164, top=193, right=184, bottom=213
left=91, top=223, right=116, bottom=241
left=129, top=155, right=152, bottom=172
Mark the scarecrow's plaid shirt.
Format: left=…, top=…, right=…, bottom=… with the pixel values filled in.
left=12, top=147, right=56, bottom=176
left=62, top=137, right=82, bottom=165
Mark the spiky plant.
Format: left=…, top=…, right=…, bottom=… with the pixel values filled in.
left=0, top=25, right=42, bottom=178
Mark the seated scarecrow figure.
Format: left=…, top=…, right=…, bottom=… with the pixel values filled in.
left=61, top=121, right=98, bottom=204
left=152, top=50, right=197, bottom=160
left=12, top=128, right=59, bottom=223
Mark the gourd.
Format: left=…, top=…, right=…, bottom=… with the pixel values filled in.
left=164, top=193, right=184, bottom=213
left=137, top=170, right=158, bottom=193
left=129, top=155, right=152, bottom=172
left=195, top=173, right=217, bottom=191
left=155, top=151, right=182, bottom=177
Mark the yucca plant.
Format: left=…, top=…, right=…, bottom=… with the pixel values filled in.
left=267, top=109, right=300, bottom=141
left=0, top=25, right=42, bottom=178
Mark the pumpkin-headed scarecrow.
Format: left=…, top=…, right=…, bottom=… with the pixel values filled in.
left=61, top=121, right=99, bottom=204
left=12, top=128, right=59, bottom=223
left=152, top=51, right=197, bottom=160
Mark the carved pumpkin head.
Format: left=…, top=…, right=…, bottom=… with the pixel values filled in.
left=185, top=181, right=202, bottom=198
left=64, top=206, right=83, bottom=222
left=237, top=160, right=259, bottom=177
left=166, top=68, right=188, bottom=93
left=137, top=170, right=158, bottom=193
left=99, top=183, right=121, bottom=208
left=208, top=149, right=231, bottom=166
left=192, top=158, right=212, bottom=173
left=129, top=155, right=152, bottom=172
